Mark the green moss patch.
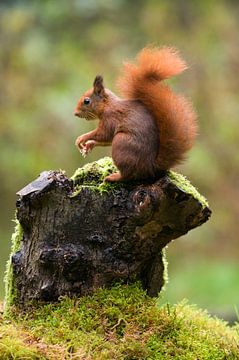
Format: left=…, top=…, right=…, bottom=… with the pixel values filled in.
left=167, top=170, right=209, bottom=208
left=71, top=157, right=121, bottom=195
left=2, top=284, right=238, bottom=359
left=4, top=219, right=23, bottom=313
left=71, top=157, right=210, bottom=209
left=0, top=322, right=46, bottom=359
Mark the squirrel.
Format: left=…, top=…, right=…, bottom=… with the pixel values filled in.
left=74, top=46, right=198, bottom=182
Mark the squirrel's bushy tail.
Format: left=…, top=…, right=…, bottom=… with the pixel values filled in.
left=117, top=46, right=198, bottom=170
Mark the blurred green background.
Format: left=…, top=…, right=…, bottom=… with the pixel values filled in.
left=0, top=0, right=238, bottom=322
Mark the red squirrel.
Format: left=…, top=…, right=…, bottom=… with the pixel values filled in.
left=74, top=46, right=197, bottom=182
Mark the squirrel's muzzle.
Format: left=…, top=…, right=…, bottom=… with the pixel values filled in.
left=74, top=110, right=80, bottom=117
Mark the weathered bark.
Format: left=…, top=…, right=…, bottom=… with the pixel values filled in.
left=10, top=158, right=211, bottom=306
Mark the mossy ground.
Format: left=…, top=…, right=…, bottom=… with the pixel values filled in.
left=1, top=284, right=238, bottom=359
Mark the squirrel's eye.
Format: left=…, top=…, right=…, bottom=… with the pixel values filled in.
left=83, top=97, right=91, bottom=105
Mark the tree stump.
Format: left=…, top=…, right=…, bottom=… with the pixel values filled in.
left=5, top=157, right=211, bottom=307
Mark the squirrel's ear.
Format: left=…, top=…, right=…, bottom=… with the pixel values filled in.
left=93, top=75, right=105, bottom=96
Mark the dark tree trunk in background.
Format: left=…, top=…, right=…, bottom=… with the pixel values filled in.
left=11, top=159, right=211, bottom=306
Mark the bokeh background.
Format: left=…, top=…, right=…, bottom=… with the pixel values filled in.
left=0, top=0, right=238, bottom=322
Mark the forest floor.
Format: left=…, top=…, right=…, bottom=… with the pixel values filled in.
left=0, top=284, right=238, bottom=359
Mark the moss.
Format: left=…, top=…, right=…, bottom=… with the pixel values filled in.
left=161, top=248, right=169, bottom=291
left=167, top=170, right=209, bottom=208
left=0, top=323, right=47, bottom=359
left=71, top=157, right=210, bottom=210
left=71, top=156, right=121, bottom=196
left=4, top=219, right=23, bottom=313
left=2, top=284, right=238, bottom=359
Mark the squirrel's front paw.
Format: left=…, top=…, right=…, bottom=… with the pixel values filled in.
left=80, top=140, right=96, bottom=158
left=84, top=140, right=96, bottom=153
left=75, top=136, right=83, bottom=148
left=75, top=135, right=88, bottom=149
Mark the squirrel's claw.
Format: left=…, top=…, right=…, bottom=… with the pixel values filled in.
left=77, top=140, right=96, bottom=157
left=75, top=136, right=84, bottom=149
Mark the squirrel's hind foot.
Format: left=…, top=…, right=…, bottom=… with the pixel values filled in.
left=104, top=172, right=123, bottom=182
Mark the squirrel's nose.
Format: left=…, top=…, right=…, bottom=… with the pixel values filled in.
left=74, top=110, right=80, bottom=117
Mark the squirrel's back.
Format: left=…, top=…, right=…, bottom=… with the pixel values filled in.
left=117, top=46, right=198, bottom=170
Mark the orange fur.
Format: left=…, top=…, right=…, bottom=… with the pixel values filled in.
left=117, top=46, right=198, bottom=169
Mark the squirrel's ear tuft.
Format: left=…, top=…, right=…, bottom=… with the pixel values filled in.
left=93, top=75, right=105, bottom=96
